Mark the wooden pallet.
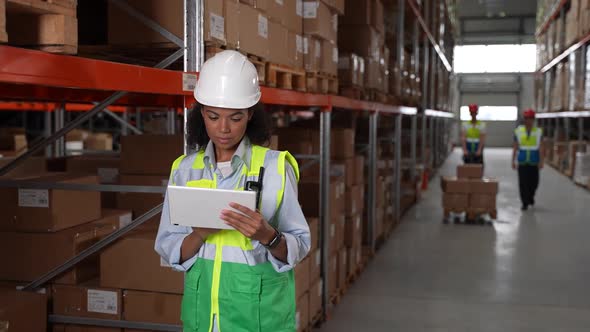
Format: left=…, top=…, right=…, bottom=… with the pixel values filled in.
left=2, top=0, right=77, bottom=54
left=329, top=291, right=341, bottom=306
left=366, top=89, right=389, bottom=103
left=265, top=63, right=306, bottom=92
left=307, top=72, right=338, bottom=94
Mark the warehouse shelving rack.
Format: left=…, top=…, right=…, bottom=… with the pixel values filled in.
left=0, top=0, right=455, bottom=330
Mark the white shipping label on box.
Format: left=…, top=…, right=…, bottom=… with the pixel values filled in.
left=296, top=0, right=303, bottom=16
left=296, top=312, right=301, bottom=329
left=330, top=224, right=335, bottom=238
left=315, top=40, right=321, bottom=58
left=332, top=14, right=338, bottom=32
left=18, top=189, right=49, bottom=208
left=338, top=57, right=350, bottom=70
left=258, top=15, right=269, bottom=39
left=318, top=280, right=323, bottom=296
left=315, top=251, right=321, bottom=266
left=356, top=217, right=361, bottom=230
left=303, top=37, right=309, bottom=54
left=87, top=290, right=118, bottom=315
left=119, top=213, right=132, bottom=229
left=333, top=48, right=338, bottom=63
left=182, top=73, right=198, bottom=92
left=303, top=2, right=318, bottom=18
left=209, top=13, right=225, bottom=41
left=296, top=35, right=304, bottom=54
left=97, top=167, right=119, bottom=184
left=276, top=0, right=284, bottom=5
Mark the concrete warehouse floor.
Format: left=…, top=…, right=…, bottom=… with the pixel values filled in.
left=319, top=148, right=590, bottom=332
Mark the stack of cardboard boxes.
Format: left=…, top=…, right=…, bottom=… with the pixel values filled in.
left=0, top=128, right=27, bottom=157
left=0, top=168, right=134, bottom=331
left=303, top=0, right=343, bottom=77
left=441, top=165, right=499, bottom=220
left=338, top=0, right=386, bottom=93
left=564, top=141, right=588, bottom=177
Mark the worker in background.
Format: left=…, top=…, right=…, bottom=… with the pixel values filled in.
left=461, top=104, right=486, bottom=164
left=155, top=50, right=311, bottom=331
left=512, top=109, right=544, bottom=211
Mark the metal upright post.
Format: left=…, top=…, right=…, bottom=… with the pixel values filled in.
left=319, top=108, right=331, bottom=317
left=394, top=114, right=402, bottom=222
left=422, top=0, right=431, bottom=108
left=396, top=0, right=405, bottom=97
left=122, top=108, right=129, bottom=136
left=421, top=115, right=427, bottom=164
left=564, top=117, right=571, bottom=140
left=168, top=108, right=177, bottom=135
left=578, top=117, right=584, bottom=142
left=367, top=111, right=378, bottom=250
left=44, top=111, right=52, bottom=158
left=184, top=0, right=204, bottom=154
left=54, top=105, right=65, bottom=157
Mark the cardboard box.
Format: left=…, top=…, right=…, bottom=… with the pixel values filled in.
left=225, top=1, right=270, bottom=59
left=85, top=133, right=113, bottom=151
left=347, top=246, right=357, bottom=276
left=310, top=249, right=322, bottom=282
left=116, top=174, right=167, bottom=228
left=299, top=176, right=345, bottom=217
left=100, top=230, right=184, bottom=294
left=319, top=39, right=338, bottom=75
left=303, top=35, right=321, bottom=72
left=123, top=290, right=182, bottom=325
left=442, top=193, right=469, bottom=209
left=290, top=32, right=305, bottom=69
left=0, top=132, right=27, bottom=153
left=353, top=156, right=365, bottom=185
left=469, top=194, right=496, bottom=209
left=308, top=279, right=322, bottom=320
left=295, top=257, right=311, bottom=299
left=66, top=156, right=120, bottom=184
left=276, top=127, right=319, bottom=154
left=345, top=185, right=364, bottom=216
left=469, top=178, right=499, bottom=194
left=53, top=325, right=121, bottom=332
left=328, top=254, right=338, bottom=296
left=120, top=135, right=183, bottom=176
left=0, top=173, right=101, bottom=232
left=0, top=210, right=129, bottom=284
left=296, top=292, right=310, bottom=332
left=338, top=248, right=347, bottom=289
left=52, top=283, right=122, bottom=320
left=365, top=57, right=381, bottom=89
left=338, top=25, right=382, bottom=61
left=303, top=1, right=337, bottom=42
left=344, top=214, right=362, bottom=247
left=266, top=0, right=286, bottom=24
left=269, top=20, right=290, bottom=65
left=457, top=164, right=483, bottom=179
left=341, top=0, right=371, bottom=25
left=332, top=129, right=355, bottom=159
left=334, top=157, right=355, bottom=187
left=108, top=0, right=225, bottom=45
left=0, top=156, right=46, bottom=178
left=308, top=217, right=319, bottom=252
left=440, top=176, right=471, bottom=193
left=338, top=53, right=362, bottom=86
left=322, top=0, right=345, bottom=14
left=0, top=288, right=47, bottom=332
left=285, top=0, right=304, bottom=34
left=335, top=213, right=345, bottom=252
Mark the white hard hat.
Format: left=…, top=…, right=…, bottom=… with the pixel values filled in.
left=194, top=50, right=261, bottom=109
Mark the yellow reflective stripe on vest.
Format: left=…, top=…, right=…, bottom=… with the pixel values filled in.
left=192, top=150, right=206, bottom=169
left=248, top=145, right=268, bottom=176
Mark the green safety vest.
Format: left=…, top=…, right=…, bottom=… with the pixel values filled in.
left=463, top=120, right=485, bottom=153
left=169, top=145, right=300, bottom=332
left=515, top=125, right=542, bottom=165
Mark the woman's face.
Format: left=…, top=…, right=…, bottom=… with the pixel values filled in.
left=201, top=106, right=252, bottom=150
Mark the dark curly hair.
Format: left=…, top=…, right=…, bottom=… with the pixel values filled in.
left=186, top=103, right=272, bottom=151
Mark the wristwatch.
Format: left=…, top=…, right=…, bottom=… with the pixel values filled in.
left=263, top=227, right=283, bottom=250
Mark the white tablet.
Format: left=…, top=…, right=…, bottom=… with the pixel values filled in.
left=167, top=185, right=257, bottom=229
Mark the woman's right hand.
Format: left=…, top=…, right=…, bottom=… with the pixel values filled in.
left=180, top=228, right=218, bottom=263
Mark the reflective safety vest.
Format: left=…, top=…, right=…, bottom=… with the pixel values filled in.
left=463, top=121, right=485, bottom=153
left=169, top=145, right=300, bottom=332
left=514, top=125, right=542, bottom=165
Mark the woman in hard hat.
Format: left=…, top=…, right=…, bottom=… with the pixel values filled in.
left=461, top=104, right=486, bottom=164
left=155, top=50, right=311, bottom=332
left=512, top=109, right=544, bottom=211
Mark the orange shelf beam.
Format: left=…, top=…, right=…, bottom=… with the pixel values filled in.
left=536, top=0, right=568, bottom=37
left=0, top=102, right=128, bottom=112
left=406, top=0, right=453, bottom=72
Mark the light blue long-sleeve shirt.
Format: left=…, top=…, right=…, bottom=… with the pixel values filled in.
left=154, top=138, right=311, bottom=273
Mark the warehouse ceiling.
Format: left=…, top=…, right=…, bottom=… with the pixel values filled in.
left=455, top=0, right=538, bottom=44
